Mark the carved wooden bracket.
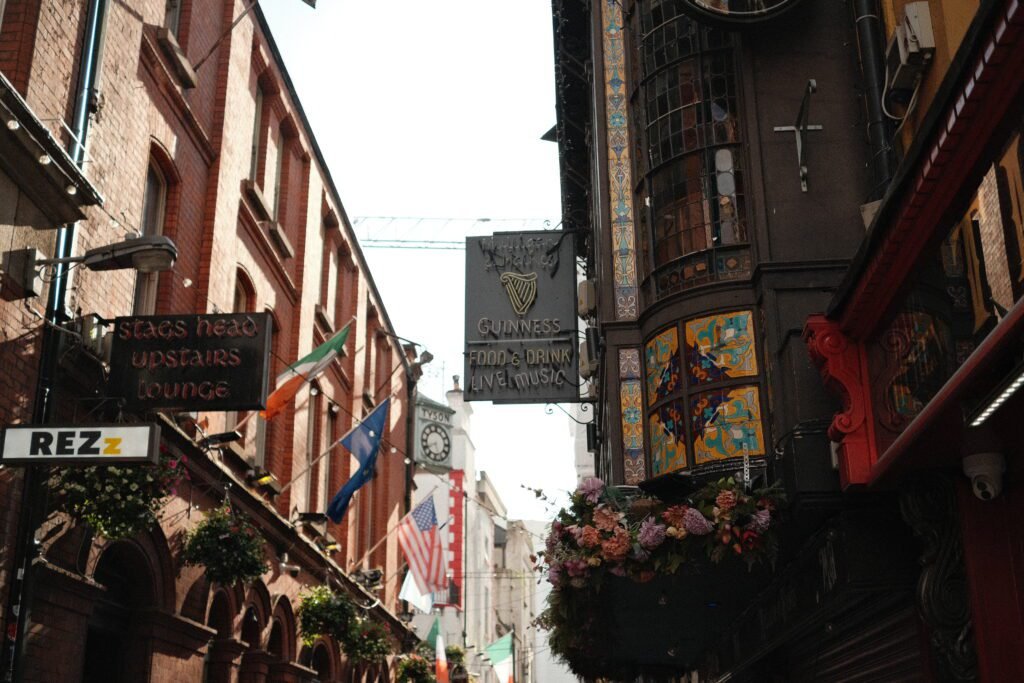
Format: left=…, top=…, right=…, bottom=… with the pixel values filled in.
left=803, top=315, right=877, bottom=488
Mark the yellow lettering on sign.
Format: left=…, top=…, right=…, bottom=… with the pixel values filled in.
left=103, top=438, right=122, bottom=455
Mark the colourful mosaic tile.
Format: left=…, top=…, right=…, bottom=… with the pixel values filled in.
left=650, top=400, right=687, bottom=476
left=619, top=348, right=642, bottom=381
left=603, top=0, right=638, bottom=320
left=691, top=385, right=765, bottom=467
left=621, top=380, right=646, bottom=484
left=685, top=311, right=758, bottom=386
left=645, top=327, right=681, bottom=407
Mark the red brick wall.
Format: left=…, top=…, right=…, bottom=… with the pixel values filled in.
left=0, top=0, right=413, bottom=679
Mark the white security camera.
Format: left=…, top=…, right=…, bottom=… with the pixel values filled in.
left=278, top=552, right=301, bottom=578
left=963, top=452, right=1006, bottom=501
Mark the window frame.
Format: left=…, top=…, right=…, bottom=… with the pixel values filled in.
left=134, top=160, right=168, bottom=315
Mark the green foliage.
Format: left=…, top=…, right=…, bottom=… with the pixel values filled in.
left=297, top=586, right=356, bottom=646
left=396, top=654, right=435, bottom=683
left=444, top=645, right=465, bottom=667
left=342, top=618, right=393, bottom=663
left=53, top=448, right=188, bottom=540
left=182, top=503, right=268, bottom=585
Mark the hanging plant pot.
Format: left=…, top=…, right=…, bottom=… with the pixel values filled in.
left=52, top=448, right=188, bottom=540
left=297, top=586, right=356, bottom=646
left=537, top=476, right=786, bottom=678
left=182, top=502, right=268, bottom=585
left=342, top=618, right=394, bottom=664
left=395, top=654, right=434, bottom=682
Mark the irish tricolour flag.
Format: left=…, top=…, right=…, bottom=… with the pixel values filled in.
left=261, top=323, right=350, bottom=419
left=486, top=633, right=514, bottom=683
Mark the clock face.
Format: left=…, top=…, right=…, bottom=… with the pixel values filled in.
left=679, top=0, right=805, bottom=25
left=420, top=423, right=451, bottom=462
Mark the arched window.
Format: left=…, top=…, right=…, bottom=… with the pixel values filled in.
left=135, top=160, right=168, bottom=314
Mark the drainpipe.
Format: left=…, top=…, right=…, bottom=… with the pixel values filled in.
left=4, top=1, right=109, bottom=680
left=853, top=0, right=896, bottom=199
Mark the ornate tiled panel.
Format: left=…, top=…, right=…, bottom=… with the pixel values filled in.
left=650, top=400, right=687, bottom=475
left=603, top=0, right=638, bottom=320
left=685, top=310, right=758, bottom=385
left=691, top=385, right=765, bottom=468
left=644, top=327, right=681, bottom=407
left=618, top=349, right=646, bottom=484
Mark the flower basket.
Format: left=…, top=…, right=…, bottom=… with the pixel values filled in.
left=342, top=618, right=393, bottom=664
left=396, top=654, right=435, bottom=682
left=182, top=503, right=267, bottom=585
left=52, top=448, right=188, bottom=540
left=537, top=476, right=785, bottom=677
left=444, top=645, right=465, bottom=668
left=297, top=586, right=355, bottom=646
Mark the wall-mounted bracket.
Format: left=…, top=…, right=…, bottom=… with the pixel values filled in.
left=773, top=79, right=823, bottom=192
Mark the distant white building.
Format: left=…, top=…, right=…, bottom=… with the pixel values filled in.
left=408, top=379, right=541, bottom=682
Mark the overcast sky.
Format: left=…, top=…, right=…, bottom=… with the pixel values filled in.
left=260, top=0, right=578, bottom=523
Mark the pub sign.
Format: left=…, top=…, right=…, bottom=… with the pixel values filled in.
left=464, top=231, right=578, bottom=403
left=109, top=313, right=272, bottom=411
left=0, top=424, right=161, bottom=465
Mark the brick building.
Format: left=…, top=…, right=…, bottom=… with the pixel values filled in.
left=0, top=1, right=419, bottom=680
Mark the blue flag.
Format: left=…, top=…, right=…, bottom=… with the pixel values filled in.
left=326, top=399, right=390, bottom=523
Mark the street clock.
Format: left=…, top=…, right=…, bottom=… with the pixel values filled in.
left=414, top=398, right=455, bottom=471
left=679, top=0, right=806, bottom=26
left=420, top=423, right=451, bottom=463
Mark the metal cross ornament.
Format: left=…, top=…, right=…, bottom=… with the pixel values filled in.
left=773, top=79, right=823, bottom=192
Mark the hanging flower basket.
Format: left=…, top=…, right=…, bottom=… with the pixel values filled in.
left=52, top=448, right=188, bottom=540
left=536, top=476, right=785, bottom=677
left=182, top=503, right=268, bottom=585
left=297, top=586, right=356, bottom=646
left=342, top=618, right=394, bottom=664
left=395, top=654, right=435, bottom=683
left=444, top=645, right=465, bottom=668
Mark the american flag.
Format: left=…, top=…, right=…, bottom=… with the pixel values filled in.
left=398, top=498, right=446, bottom=594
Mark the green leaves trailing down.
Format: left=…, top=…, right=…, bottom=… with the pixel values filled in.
left=297, top=586, right=357, bottom=647
left=53, top=448, right=188, bottom=540
left=182, top=502, right=268, bottom=585
left=395, top=654, right=435, bottom=682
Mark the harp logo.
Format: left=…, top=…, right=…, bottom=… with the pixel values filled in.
left=499, top=272, right=538, bottom=317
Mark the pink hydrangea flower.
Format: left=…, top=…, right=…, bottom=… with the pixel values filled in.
left=638, top=517, right=667, bottom=550
left=578, top=477, right=605, bottom=504
left=748, top=508, right=772, bottom=533
left=682, top=507, right=714, bottom=535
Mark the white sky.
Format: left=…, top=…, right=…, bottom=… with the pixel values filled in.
left=261, top=0, right=578, bottom=522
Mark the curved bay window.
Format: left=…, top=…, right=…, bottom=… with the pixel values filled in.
left=630, top=1, right=750, bottom=295
left=644, top=310, right=766, bottom=479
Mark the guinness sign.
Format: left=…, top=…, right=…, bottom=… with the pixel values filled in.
left=464, top=231, right=578, bottom=403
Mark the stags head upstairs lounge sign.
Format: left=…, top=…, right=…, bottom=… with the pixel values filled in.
left=109, top=313, right=272, bottom=412
left=464, top=231, right=579, bottom=403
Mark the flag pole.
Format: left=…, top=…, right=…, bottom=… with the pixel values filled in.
left=277, top=439, right=342, bottom=495
left=279, top=388, right=395, bottom=496
left=349, top=485, right=440, bottom=568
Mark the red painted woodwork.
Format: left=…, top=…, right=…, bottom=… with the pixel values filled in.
left=957, top=478, right=1024, bottom=681
left=839, top=0, right=1024, bottom=338
left=803, top=315, right=877, bottom=488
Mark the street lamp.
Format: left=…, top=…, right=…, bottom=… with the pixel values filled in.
left=3, top=235, right=179, bottom=298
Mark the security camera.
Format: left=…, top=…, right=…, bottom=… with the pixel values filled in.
left=278, top=552, right=301, bottom=578
left=963, top=452, right=1006, bottom=501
